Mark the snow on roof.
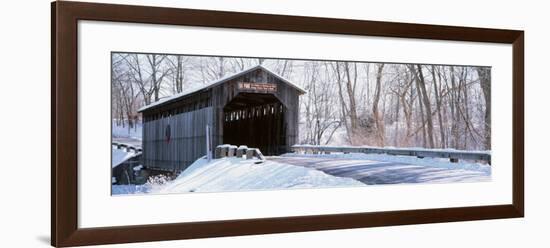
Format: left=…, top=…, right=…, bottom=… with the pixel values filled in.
left=138, top=65, right=306, bottom=112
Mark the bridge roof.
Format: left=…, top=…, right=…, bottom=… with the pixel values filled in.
left=138, top=65, right=305, bottom=113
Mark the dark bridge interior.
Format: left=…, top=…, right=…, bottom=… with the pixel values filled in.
left=223, top=93, right=287, bottom=155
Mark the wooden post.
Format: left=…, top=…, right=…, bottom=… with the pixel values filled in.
left=246, top=149, right=255, bottom=159
left=216, top=145, right=229, bottom=158
left=237, top=146, right=248, bottom=158
left=206, top=125, right=212, bottom=162
left=227, top=145, right=237, bottom=157
left=215, top=146, right=222, bottom=158
left=221, top=146, right=228, bottom=157
left=254, top=148, right=266, bottom=161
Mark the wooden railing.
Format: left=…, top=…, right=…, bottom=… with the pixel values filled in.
left=292, top=145, right=491, bottom=164
left=112, top=142, right=142, bottom=153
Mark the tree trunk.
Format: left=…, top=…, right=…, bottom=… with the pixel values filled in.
left=372, top=64, right=385, bottom=146
left=393, top=92, right=400, bottom=146
left=218, top=57, right=225, bottom=78
left=415, top=65, right=435, bottom=148
left=344, top=63, right=359, bottom=144
left=477, top=67, right=491, bottom=150
left=415, top=76, right=426, bottom=147
left=175, top=56, right=184, bottom=93
left=432, top=66, right=446, bottom=148
left=449, top=66, right=459, bottom=149
left=333, top=63, right=352, bottom=144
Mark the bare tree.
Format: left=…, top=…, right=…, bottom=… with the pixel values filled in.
left=301, top=62, right=340, bottom=145
left=411, top=65, right=435, bottom=148
left=167, top=55, right=187, bottom=94
left=145, top=54, right=172, bottom=102
left=431, top=66, right=446, bottom=148
left=343, top=62, right=360, bottom=144
left=476, top=67, right=491, bottom=150
left=112, top=53, right=140, bottom=133
left=372, top=64, right=385, bottom=146
left=332, top=62, right=352, bottom=144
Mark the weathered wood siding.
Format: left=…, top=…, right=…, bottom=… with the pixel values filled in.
left=142, top=107, right=213, bottom=172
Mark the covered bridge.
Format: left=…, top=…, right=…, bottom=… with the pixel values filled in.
left=138, top=65, right=306, bottom=173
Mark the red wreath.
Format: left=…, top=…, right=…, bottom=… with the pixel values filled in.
left=165, top=124, right=171, bottom=144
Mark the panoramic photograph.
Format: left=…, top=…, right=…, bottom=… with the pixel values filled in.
left=111, top=52, right=492, bottom=195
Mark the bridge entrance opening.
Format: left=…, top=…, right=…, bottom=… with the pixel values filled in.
left=223, top=93, right=287, bottom=155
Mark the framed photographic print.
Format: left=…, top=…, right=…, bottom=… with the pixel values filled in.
left=52, top=1, right=524, bottom=247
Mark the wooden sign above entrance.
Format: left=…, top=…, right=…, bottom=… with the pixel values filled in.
left=238, top=82, right=277, bottom=93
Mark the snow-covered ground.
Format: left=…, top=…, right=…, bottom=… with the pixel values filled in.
left=111, top=184, right=151, bottom=195
left=112, top=150, right=491, bottom=195
left=112, top=120, right=142, bottom=140
left=112, top=146, right=138, bottom=168
left=274, top=153, right=490, bottom=185
left=112, top=156, right=363, bottom=195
